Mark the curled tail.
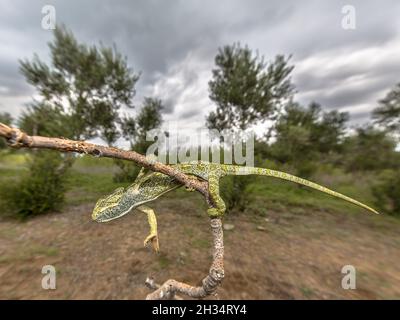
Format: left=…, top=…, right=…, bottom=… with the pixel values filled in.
left=226, top=166, right=379, bottom=214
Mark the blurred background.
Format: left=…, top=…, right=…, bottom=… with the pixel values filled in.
left=0, top=0, right=399, bottom=299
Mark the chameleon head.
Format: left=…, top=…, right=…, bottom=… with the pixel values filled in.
left=92, top=187, right=131, bottom=222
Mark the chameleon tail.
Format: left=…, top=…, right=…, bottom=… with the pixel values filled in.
left=226, top=166, right=379, bottom=215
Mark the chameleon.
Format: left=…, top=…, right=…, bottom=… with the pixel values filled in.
left=92, top=161, right=379, bottom=252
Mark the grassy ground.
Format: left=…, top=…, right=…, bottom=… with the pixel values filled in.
left=0, top=151, right=399, bottom=299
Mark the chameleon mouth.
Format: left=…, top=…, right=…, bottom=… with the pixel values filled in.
left=92, top=213, right=104, bottom=222
left=92, top=214, right=105, bottom=222
left=93, top=213, right=114, bottom=223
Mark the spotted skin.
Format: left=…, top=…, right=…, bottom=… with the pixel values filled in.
left=92, top=161, right=379, bottom=252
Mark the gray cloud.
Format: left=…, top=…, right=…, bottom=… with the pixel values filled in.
left=0, top=0, right=399, bottom=139
left=297, top=74, right=396, bottom=110
left=349, top=110, right=372, bottom=124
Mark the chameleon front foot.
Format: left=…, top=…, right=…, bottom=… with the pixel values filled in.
left=144, top=233, right=160, bottom=253
left=138, top=205, right=160, bottom=253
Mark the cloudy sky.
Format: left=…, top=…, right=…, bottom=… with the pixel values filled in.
left=1, top=0, right=400, bottom=144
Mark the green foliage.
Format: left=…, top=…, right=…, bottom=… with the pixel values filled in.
left=373, top=83, right=400, bottom=134
left=0, top=112, right=13, bottom=149
left=120, top=97, right=164, bottom=149
left=19, top=25, right=139, bottom=144
left=316, top=108, right=350, bottom=154
left=342, top=127, right=399, bottom=172
left=0, top=151, right=29, bottom=167
left=220, top=175, right=252, bottom=212
left=3, top=151, right=70, bottom=218
left=270, top=101, right=349, bottom=177
left=206, top=43, right=294, bottom=131
left=19, top=103, right=72, bottom=137
left=372, top=170, right=400, bottom=216
left=129, top=97, right=164, bottom=142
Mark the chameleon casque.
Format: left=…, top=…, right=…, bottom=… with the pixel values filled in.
left=92, top=161, right=378, bottom=252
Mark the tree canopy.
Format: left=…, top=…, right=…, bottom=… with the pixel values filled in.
left=206, top=43, right=294, bottom=131
left=19, top=25, right=139, bottom=145
left=373, top=83, right=400, bottom=135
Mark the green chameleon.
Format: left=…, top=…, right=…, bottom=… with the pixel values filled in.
left=92, top=161, right=378, bottom=252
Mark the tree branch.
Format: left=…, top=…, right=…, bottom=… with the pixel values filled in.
left=0, top=123, right=210, bottom=200
left=0, top=122, right=225, bottom=300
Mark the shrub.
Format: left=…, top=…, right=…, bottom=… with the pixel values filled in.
left=4, top=151, right=70, bottom=218
left=372, top=170, right=400, bottom=216
left=220, top=175, right=252, bottom=212
left=342, top=127, right=399, bottom=172
left=295, top=160, right=318, bottom=180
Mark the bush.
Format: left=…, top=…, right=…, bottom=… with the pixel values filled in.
left=220, top=175, right=252, bottom=212
left=4, top=151, right=70, bottom=218
left=372, top=170, right=400, bottom=216
left=342, top=128, right=399, bottom=172
left=295, top=160, right=318, bottom=180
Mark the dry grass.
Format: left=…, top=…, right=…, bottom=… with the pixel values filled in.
left=0, top=192, right=399, bottom=299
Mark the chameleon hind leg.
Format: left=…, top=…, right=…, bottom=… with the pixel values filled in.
left=207, top=170, right=226, bottom=218
left=137, top=205, right=160, bottom=253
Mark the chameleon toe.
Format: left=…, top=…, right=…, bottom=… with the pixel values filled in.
left=144, top=234, right=160, bottom=253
